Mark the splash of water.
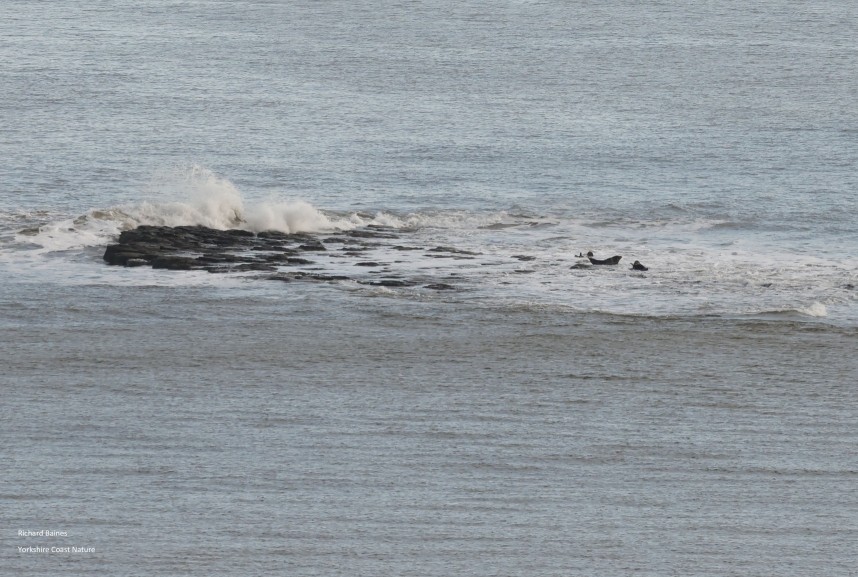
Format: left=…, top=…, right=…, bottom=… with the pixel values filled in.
left=799, top=302, right=828, bottom=317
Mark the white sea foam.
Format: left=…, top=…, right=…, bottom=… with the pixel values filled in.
left=7, top=169, right=346, bottom=252
left=242, top=200, right=335, bottom=233
left=4, top=167, right=715, bottom=256
left=798, top=302, right=828, bottom=317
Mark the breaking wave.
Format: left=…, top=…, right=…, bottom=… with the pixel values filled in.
left=800, top=302, right=829, bottom=317
left=117, top=166, right=348, bottom=233
left=7, top=166, right=534, bottom=255
left=744, top=302, right=830, bottom=320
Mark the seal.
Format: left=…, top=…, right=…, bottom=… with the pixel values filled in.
left=588, top=255, right=622, bottom=265
left=632, top=260, right=648, bottom=271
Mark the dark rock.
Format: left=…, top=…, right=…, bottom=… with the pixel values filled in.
left=195, top=254, right=242, bottom=264
left=267, top=271, right=351, bottom=283
left=426, top=254, right=475, bottom=260
left=264, top=273, right=293, bottom=282
left=284, top=257, right=315, bottom=265
left=229, top=262, right=278, bottom=272
left=294, top=273, right=351, bottom=282
left=361, top=279, right=418, bottom=287
left=347, top=229, right=399, bottom=239
left=151, top=256, right=197, bottom=270
left=424, top=283, right=456, bottom=290
left=264, top=254, right=312, bottom=264
left=428, top=246, right=481, bottom=256
left=102, top=225, right=424, bottom=285
left=298, top=243, right=326, bottom=251
left=256, top=230, right=291, bottom=240
left=103, top=245, right=154, bottom=266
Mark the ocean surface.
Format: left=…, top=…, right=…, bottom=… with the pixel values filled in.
left=2, top=1, right=857, bottom=575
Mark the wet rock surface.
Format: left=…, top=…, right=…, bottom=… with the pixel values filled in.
left=99, top=224, right=664, bottom=295
left=102, top=224, right=510, bottom=291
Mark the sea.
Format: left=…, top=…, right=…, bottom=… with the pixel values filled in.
left=2, top=1, right=857, bottom=575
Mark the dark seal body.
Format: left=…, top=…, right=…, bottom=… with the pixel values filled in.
left=588, top=255, right=622, bottom=265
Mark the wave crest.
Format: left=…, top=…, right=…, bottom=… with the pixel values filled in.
left=799, top=302, right=828, bottom=317
left=121, top=166, right=355, bottom=233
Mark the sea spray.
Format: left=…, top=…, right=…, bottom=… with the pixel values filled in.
left=243, top=199, right=337, bottom=233
left=134, top=165, right=245, bottom=229
left=799, top=302, right=828, bottom=317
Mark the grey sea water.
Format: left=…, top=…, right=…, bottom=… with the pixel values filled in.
left=2, top=1, right=857, bottom=575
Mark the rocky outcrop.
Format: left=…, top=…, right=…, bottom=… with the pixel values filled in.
left=102, top=224, right=464, bottom=292
left=102, top=225, right=302, bottom=273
